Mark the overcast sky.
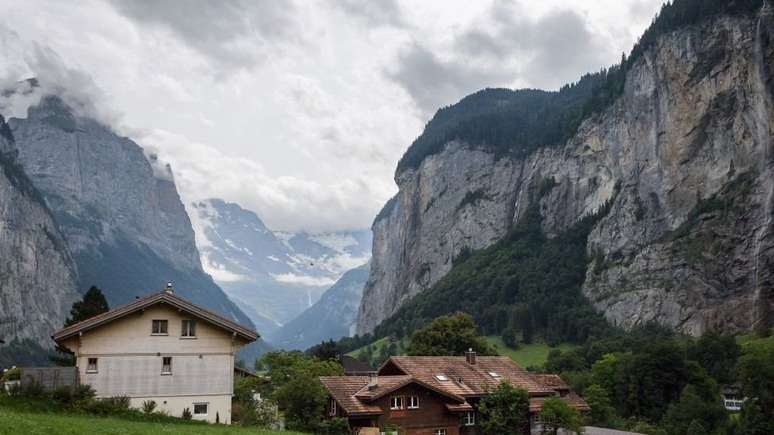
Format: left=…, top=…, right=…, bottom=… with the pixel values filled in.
left=0, top=0, right=663, bottom=232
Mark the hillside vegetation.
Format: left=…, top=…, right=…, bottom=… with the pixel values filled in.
left=396, top=0, right=767, bottom=174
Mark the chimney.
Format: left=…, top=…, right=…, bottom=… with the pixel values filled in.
left=165, top=282, right=174, bottom=293
left=367, top=372, right=378, bottom=390
left=465, top=348, right=476, bottom=365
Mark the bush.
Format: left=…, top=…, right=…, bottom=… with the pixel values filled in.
left=72, top=384, right=96, bottom=402
left=21, top=380, right=46, bottom=399
left=79, top=396, right=130, bottom=415
left=52, top=386, right=73, bottom=405
left=142, top=400, right=157, bottom=414
left=317, top=417, right=350, bottom=434
left=1, top=367, right=20, bottom=381
left=182, top=407, right=192, bottom=420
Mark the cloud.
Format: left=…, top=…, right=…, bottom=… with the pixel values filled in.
left=136, top=128, right=389, bottom=232
left=387, top=1, right=614, bottom=115
left=270, top=272, right=336, bottom=287
left=334, top=0, right=406, bottom=28
left=0, top=25, right=117, bottom=125
left=107, top=0, right=299, bottom=69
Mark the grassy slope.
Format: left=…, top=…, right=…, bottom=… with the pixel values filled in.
left=486, top=336, right=576, bottom=368
left=0, top=407, right=306, bottom=435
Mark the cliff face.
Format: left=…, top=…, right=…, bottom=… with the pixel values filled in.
left=0, top=115, right=79, bottom=351
left=9, top=97, right=252, bottom=329
left=357, top=11, right=774, bottom=335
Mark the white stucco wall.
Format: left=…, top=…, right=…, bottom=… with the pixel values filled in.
left=61, top=303, right=248, bottom=424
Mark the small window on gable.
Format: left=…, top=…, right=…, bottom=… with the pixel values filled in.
left=152, top=319, right=168, bottom=335
left=162, top=356, right=172, bottom=375
left=193, top=403, right=208, bottom=415
left=488, top=371, right=501, bottom=378
left=434, top=429, right=447, bottom=435
left=435, top=374, right=449, bottom=382
left=464, top=411, right=476, bottom=426
left=408, top=396, right=420, bottom=409
left=390, top=396, right=404, bottom=410
left=181, top=319, right=197, bottom=337
left=329, top=398, right=337, bottom=416
left=87, top=358, right=98, bottom=373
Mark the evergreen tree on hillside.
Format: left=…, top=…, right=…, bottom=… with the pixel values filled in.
left=51, top=286, right=110, bottom=366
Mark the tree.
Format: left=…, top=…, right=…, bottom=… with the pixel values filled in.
left=736, top=398, right=774, bottom=435
left=308, top=339, right=339, bottom=361
left=687, top=331, right=740, bottom=383
left=538, top=398, right=583, bottom=435
left=51, top=286, right=110, bottom=366
left=685, top=420, right=706, bottom=435
left=259, top=351, right=343, bottom=432
left=477, top=382, right=530, bottom=435
left=66, top=286, right=109, bottom=326
left=583, top=384, right=615, bottom=425
left=661, top=385, right=727, bottom=435
left=406, top=312, right=495, bottom=356
left=736, top=341, right=774, bottom=417
left=501, top=328, right=519, bottom=349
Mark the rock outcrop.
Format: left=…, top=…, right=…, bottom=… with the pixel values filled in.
left=9, top=96, right=252, bottom=328
left=0, top=115, right=79, bottom=352
left=357, top=10, right=774, bottom=336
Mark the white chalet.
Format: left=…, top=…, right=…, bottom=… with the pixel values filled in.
left=53, top=285, right=257, bottom=423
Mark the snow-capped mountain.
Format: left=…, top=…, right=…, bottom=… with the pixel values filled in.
left=190, top=198, right=371, bottom=333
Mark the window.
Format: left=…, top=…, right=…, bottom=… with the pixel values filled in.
left=86, top=358, right=98, bottom=373
left=488, top=371, right=501, bottom=378
left=463, top=411, right=476, bottom=426
left=152, top=319, right=168, bottom=335
left=389, top=396, right=404, bottom=410
left=407, top=396, right=420, bottom=409
left=434, top=430, right=447, bottom=435
left=161, top=356, right=172, bottom=374
left=181, top=319, right=197, bottom=337
left=434, top=374, right=449, bottom=381
left=329, top=399, right=337, bottom=416
left=193, top=403, right=208, bottom=415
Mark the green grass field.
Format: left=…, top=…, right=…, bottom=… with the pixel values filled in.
left=485, top=336, right=576, bottom=368
left=0, top=407, right=306, bottom=435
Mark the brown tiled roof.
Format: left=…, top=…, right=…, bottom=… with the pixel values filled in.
left=354, top=375, right=465, bottom=403
left=380, top=356, right=553, bottom=397
left=534, top=374, right=570, bottom=391
left=446, top=402, right=474, bottom=412
left=320, top=376, right=383, bottom=416
left=52, top=290, right=258, bottom=343
left=529, top=392, right=590, bottom=413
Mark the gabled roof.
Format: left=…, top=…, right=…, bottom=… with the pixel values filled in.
left=52, top=290, right=258, bottom=343
left=379, top=356, right=553, bottom=397
left=353, top=375, right=465, bottom=403
left=319, top=376, right=383, bottom=416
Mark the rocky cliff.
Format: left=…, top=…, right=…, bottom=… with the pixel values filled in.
left=357, top=8, right=774, bottom=336
left=9, top=96, right=251, bottom=329
left=0, top=115, right=79, bottom=355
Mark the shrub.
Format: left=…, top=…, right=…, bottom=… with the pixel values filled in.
left=80, top=396, right=130, bottom=415
left=142, top=400, right=157, bottom=414
left=52, top=386, right=73, bottom=405
left=1, top=367, right=20, bottom=381
left=317, top=417, right=350, bottom=434
left=21, top=380, right=47, bottom=399
left=72, top=384, right=96, bottom=402
left=182, top=407, right=192, bottom=420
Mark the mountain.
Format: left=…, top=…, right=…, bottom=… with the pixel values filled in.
left=191, top=198, right=371, bottom=330
left=7, top=95, right=267, bottom=361
left=267, top=262, right=370, bottom=350
left=357, top=1, right=774, bottom=337
left=0, top=114, right=79, bottom=364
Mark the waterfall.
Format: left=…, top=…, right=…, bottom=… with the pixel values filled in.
left=752, top=5, right=773, bottom=330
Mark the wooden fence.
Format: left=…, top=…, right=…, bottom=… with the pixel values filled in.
left=20, top=367, right=78, bottom=391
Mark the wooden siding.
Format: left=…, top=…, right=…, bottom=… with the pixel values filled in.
left=79, top=354, right=233, bottom=398
left=372, top=384, right=462, bottom=435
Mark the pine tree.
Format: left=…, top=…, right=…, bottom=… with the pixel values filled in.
left=50, top=286, right=110, bottom=366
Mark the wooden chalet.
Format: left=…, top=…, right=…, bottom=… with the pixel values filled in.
left=320, top=350, right=588, bottom=435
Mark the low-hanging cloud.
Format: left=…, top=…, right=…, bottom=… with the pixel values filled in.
left=334, top=0, right=406, bottom=28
